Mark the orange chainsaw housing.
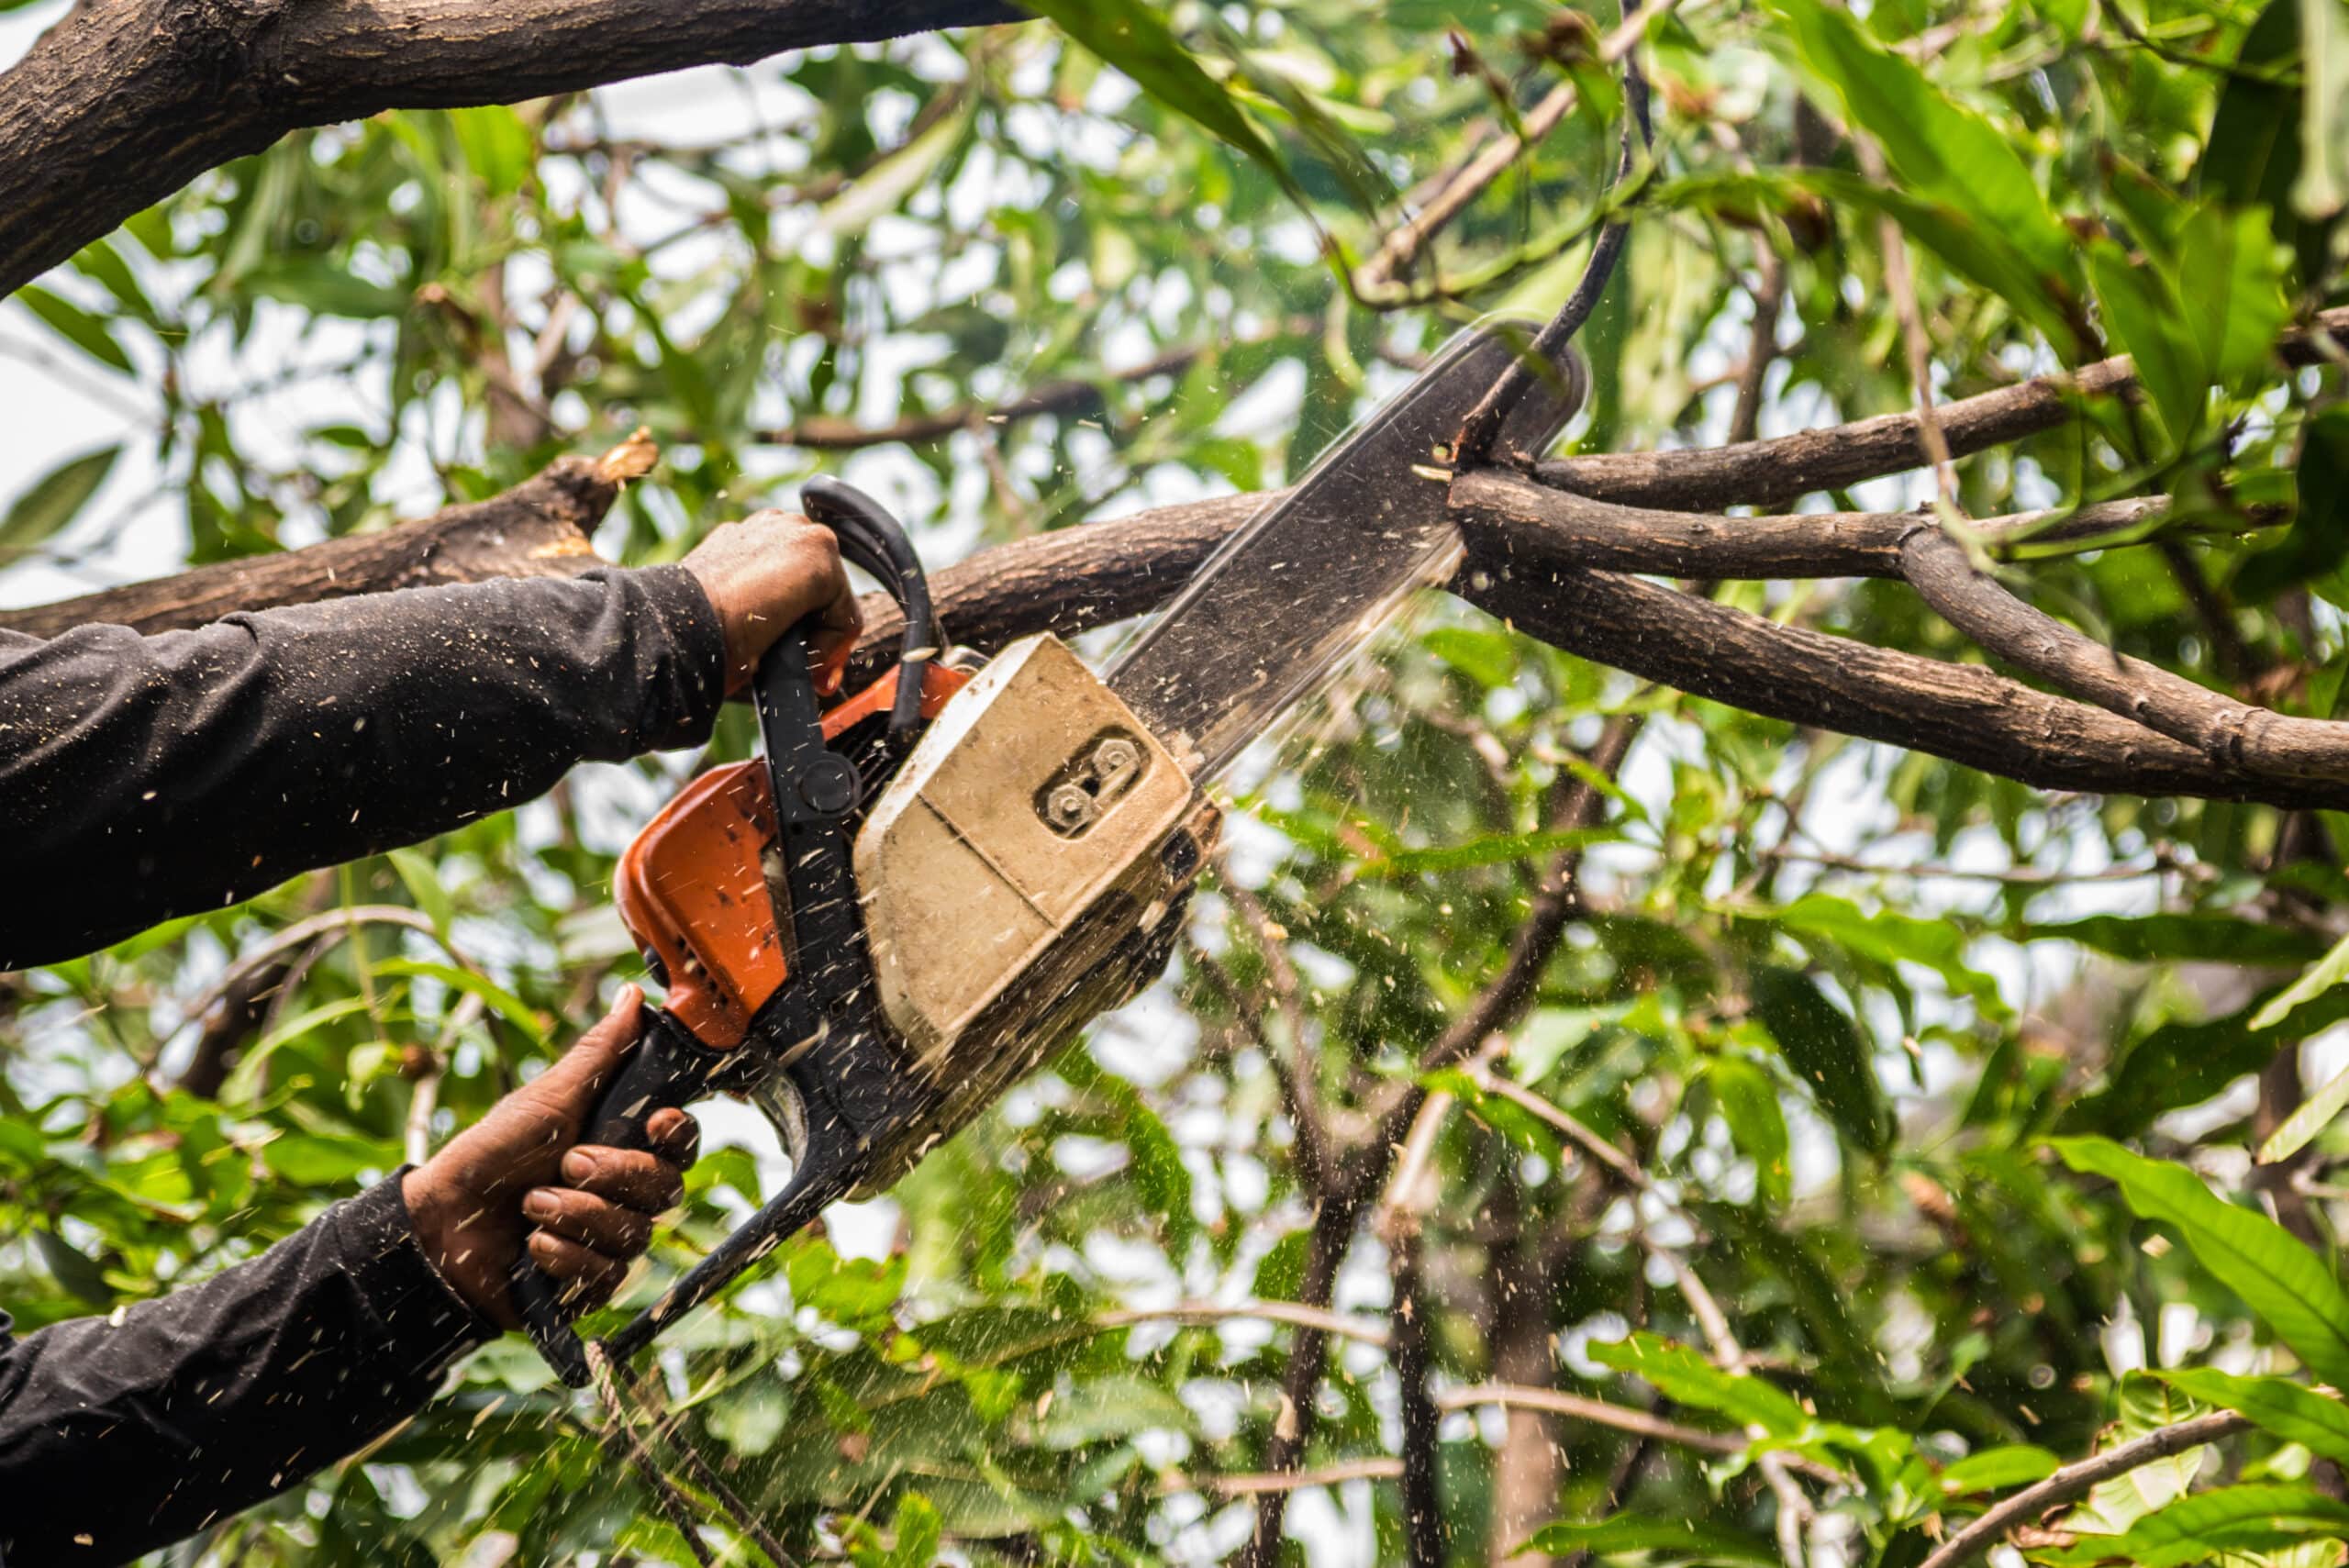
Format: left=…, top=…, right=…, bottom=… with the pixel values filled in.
left=614, top=662, right=971, bottom=1050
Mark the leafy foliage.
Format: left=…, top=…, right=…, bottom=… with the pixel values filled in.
left=8, top=0, right=2349, bottom=1563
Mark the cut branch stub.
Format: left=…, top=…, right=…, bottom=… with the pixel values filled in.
left=0, top=436, right=652, bottom=639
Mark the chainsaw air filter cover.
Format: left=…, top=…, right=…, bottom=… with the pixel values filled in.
left=851, top=632, right=1219, bottom=1184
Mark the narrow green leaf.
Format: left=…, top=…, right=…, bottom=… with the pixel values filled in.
left=1707, top=1056, right=1790, bottom=1207
left=2176, top=203, right=2291, bottom=395
left=1520, top=1516, right=1777, bottom=1564
left=372, top=959, right=546, bottom=1046
left=221, top=995, right=374, bottom=1103
left=263, top=1132, right=396, bottom=1185
left=2027, top=914, right=2331, bottom=967
left=1938, top=1444, right=2061, bottom=1496
left=35, top=1230, right=115, bottom=1307
left=1021, top=0, right=1308, bottom=210
left=1589, top=1334, right=1808, bottom=1435
left=1769, top=891, right=1998, bottom=1002
left=2050, top=1138, right=2349, bottom=1387
left=386, top=849, right=454, bottom=943
left=0, top=446, right=120, bottom=558
left=2158, top=1369, right=2349, bottom=1465
left=1361, top=827, right=1613, bottom=878
left=2250, top=927, right=2349, bottom=1030
left=816, top=101, right=973, bottom=238
left=17, top=284, right=134, bottom=374
left=1748, top=965, right=1887, bottom=1155
left=2039, top=1484, right=2349, bottom=1568
left=2088, top=242, right=2202, bottom=444
left=2261, top=1057, right=2349, bottom=1163
left=449, top=106, right=534, bottom=197
left=1769, top=0, right=2072, bottom=281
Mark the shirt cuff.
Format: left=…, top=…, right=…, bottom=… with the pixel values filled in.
left=328, top=1173, right=499, bottom=1379
left=620, top=562, right=729, bottom=747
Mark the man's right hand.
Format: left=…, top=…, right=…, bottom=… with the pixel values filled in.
left=684, top=509, right=863, bottom=695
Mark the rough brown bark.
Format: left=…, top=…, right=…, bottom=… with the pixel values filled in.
left=0, top=0, right=1020, bottom=299
left=1898, top=525, right=2349, bottom=786
left=0, top=435, right=654, bottom=639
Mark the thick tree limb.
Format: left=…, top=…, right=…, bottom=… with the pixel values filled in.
left=1452, top=473, right=2199, bottom=580
left=0, top=0, right=1020, bottom=298
left=0, top=434, right=655, bottom=639
left=1900, top=525, right=2349, bottom=785
left=1463, top=550, right=2349, bottom=811
left=1538, top=306, right=2349, bottom=511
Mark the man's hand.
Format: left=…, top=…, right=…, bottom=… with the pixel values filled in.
left=401, top=986, right=700, bottom=1329
left=684, top=509, right=862, bottom=695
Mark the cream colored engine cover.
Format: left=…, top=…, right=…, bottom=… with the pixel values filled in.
left=852, top=636, right=1214, bottom=1180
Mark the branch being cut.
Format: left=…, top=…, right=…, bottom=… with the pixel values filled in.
left=0, top=0, right=1020, bottom=299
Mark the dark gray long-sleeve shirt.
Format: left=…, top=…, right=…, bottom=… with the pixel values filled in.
left=0, top=565, right=727, bottom=968
left=0, top=567, right=729, bottom=1565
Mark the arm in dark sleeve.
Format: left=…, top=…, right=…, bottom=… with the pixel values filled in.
left=0, top=1176, right=493, bottom=1568
left=0, top=565, right=727, bottom=968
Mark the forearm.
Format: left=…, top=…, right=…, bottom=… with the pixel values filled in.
left=0, top=1176, right=491, bottom=1568
left=0, top=565, right=725, bottom=968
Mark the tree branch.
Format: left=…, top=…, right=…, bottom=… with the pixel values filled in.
left=1899, top=524, right=2349, bottom=786
left=0, top=0, right=1020, bottom=298
left=1914, top=1412, right=2252, bottom=1568
left=1537, top=306, right=2349, bottom=511
left=0, top=433, right=655, bottom=639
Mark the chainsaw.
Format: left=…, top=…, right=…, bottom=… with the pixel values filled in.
left=514, top=318, right=1589, bottom=1387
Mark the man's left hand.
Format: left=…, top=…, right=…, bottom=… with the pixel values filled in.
left=400, top=985, right=700, bottom=1329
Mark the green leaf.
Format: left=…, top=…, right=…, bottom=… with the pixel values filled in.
left=885, top=1492, right=942, bottom=1568
left=2088, top=242, right=2202, bottom=444
left=1938, top=1444, right=2061, bottom=1496
left=35, top=1230, right=116, bottom=1307
left=263, top=1132, right=395, bottom=1185
left=2027, top=914, right=2332, bottom=967
left=1768, top=891, right=1998, bottom=1002
left=1768, top=0, right=2072, bottom=283
left=372, top=960, right=546, bottom=1046
left=1589, top=1333, right=1808, bottom=1435
left=2261, top=1056, right=2349, bottom=1163
left=2158, top=1369, right=2349, bottom=1466
left=785, top=1236, right=907, bottom=1331
left=2251, top=927, right=2349, bottom=1030
left=18, top=284, right=134, bottom=374
left=2050, top=1138, right=2349, bottom=1387
left=2039, top=1485, right=2349, bottom=1568
left=816, top=101, right=973, bottom=238
left=1021, top=0, right=1308, bottom=211
left=0, top=446, right=118, bottom=558
left=2174, top=203, right=2291, bottom=396
left=246, top=260, right=408, bottom=319
left=1520, top=1516, right=1778, bottom=1564
left=1747, top=965, right=1887, bottom=1156
left=1707, top=1056, right=1790, bottom=1207
left=386, top=849, right=455, bottom=943
left=449, top=106, right=534, bottom=197
left=1422, top=626, right=1520, bottom=689
left=2240, top=404, right=2349, bottom=599
left=1361, top=827, right=1614, bottom=878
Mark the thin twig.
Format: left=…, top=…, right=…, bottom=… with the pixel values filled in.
left=1914, top=1412, right=2253, bottom=1568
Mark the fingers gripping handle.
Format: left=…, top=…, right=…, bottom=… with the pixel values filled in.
left=512, top=1010, right=725, bottom=1388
